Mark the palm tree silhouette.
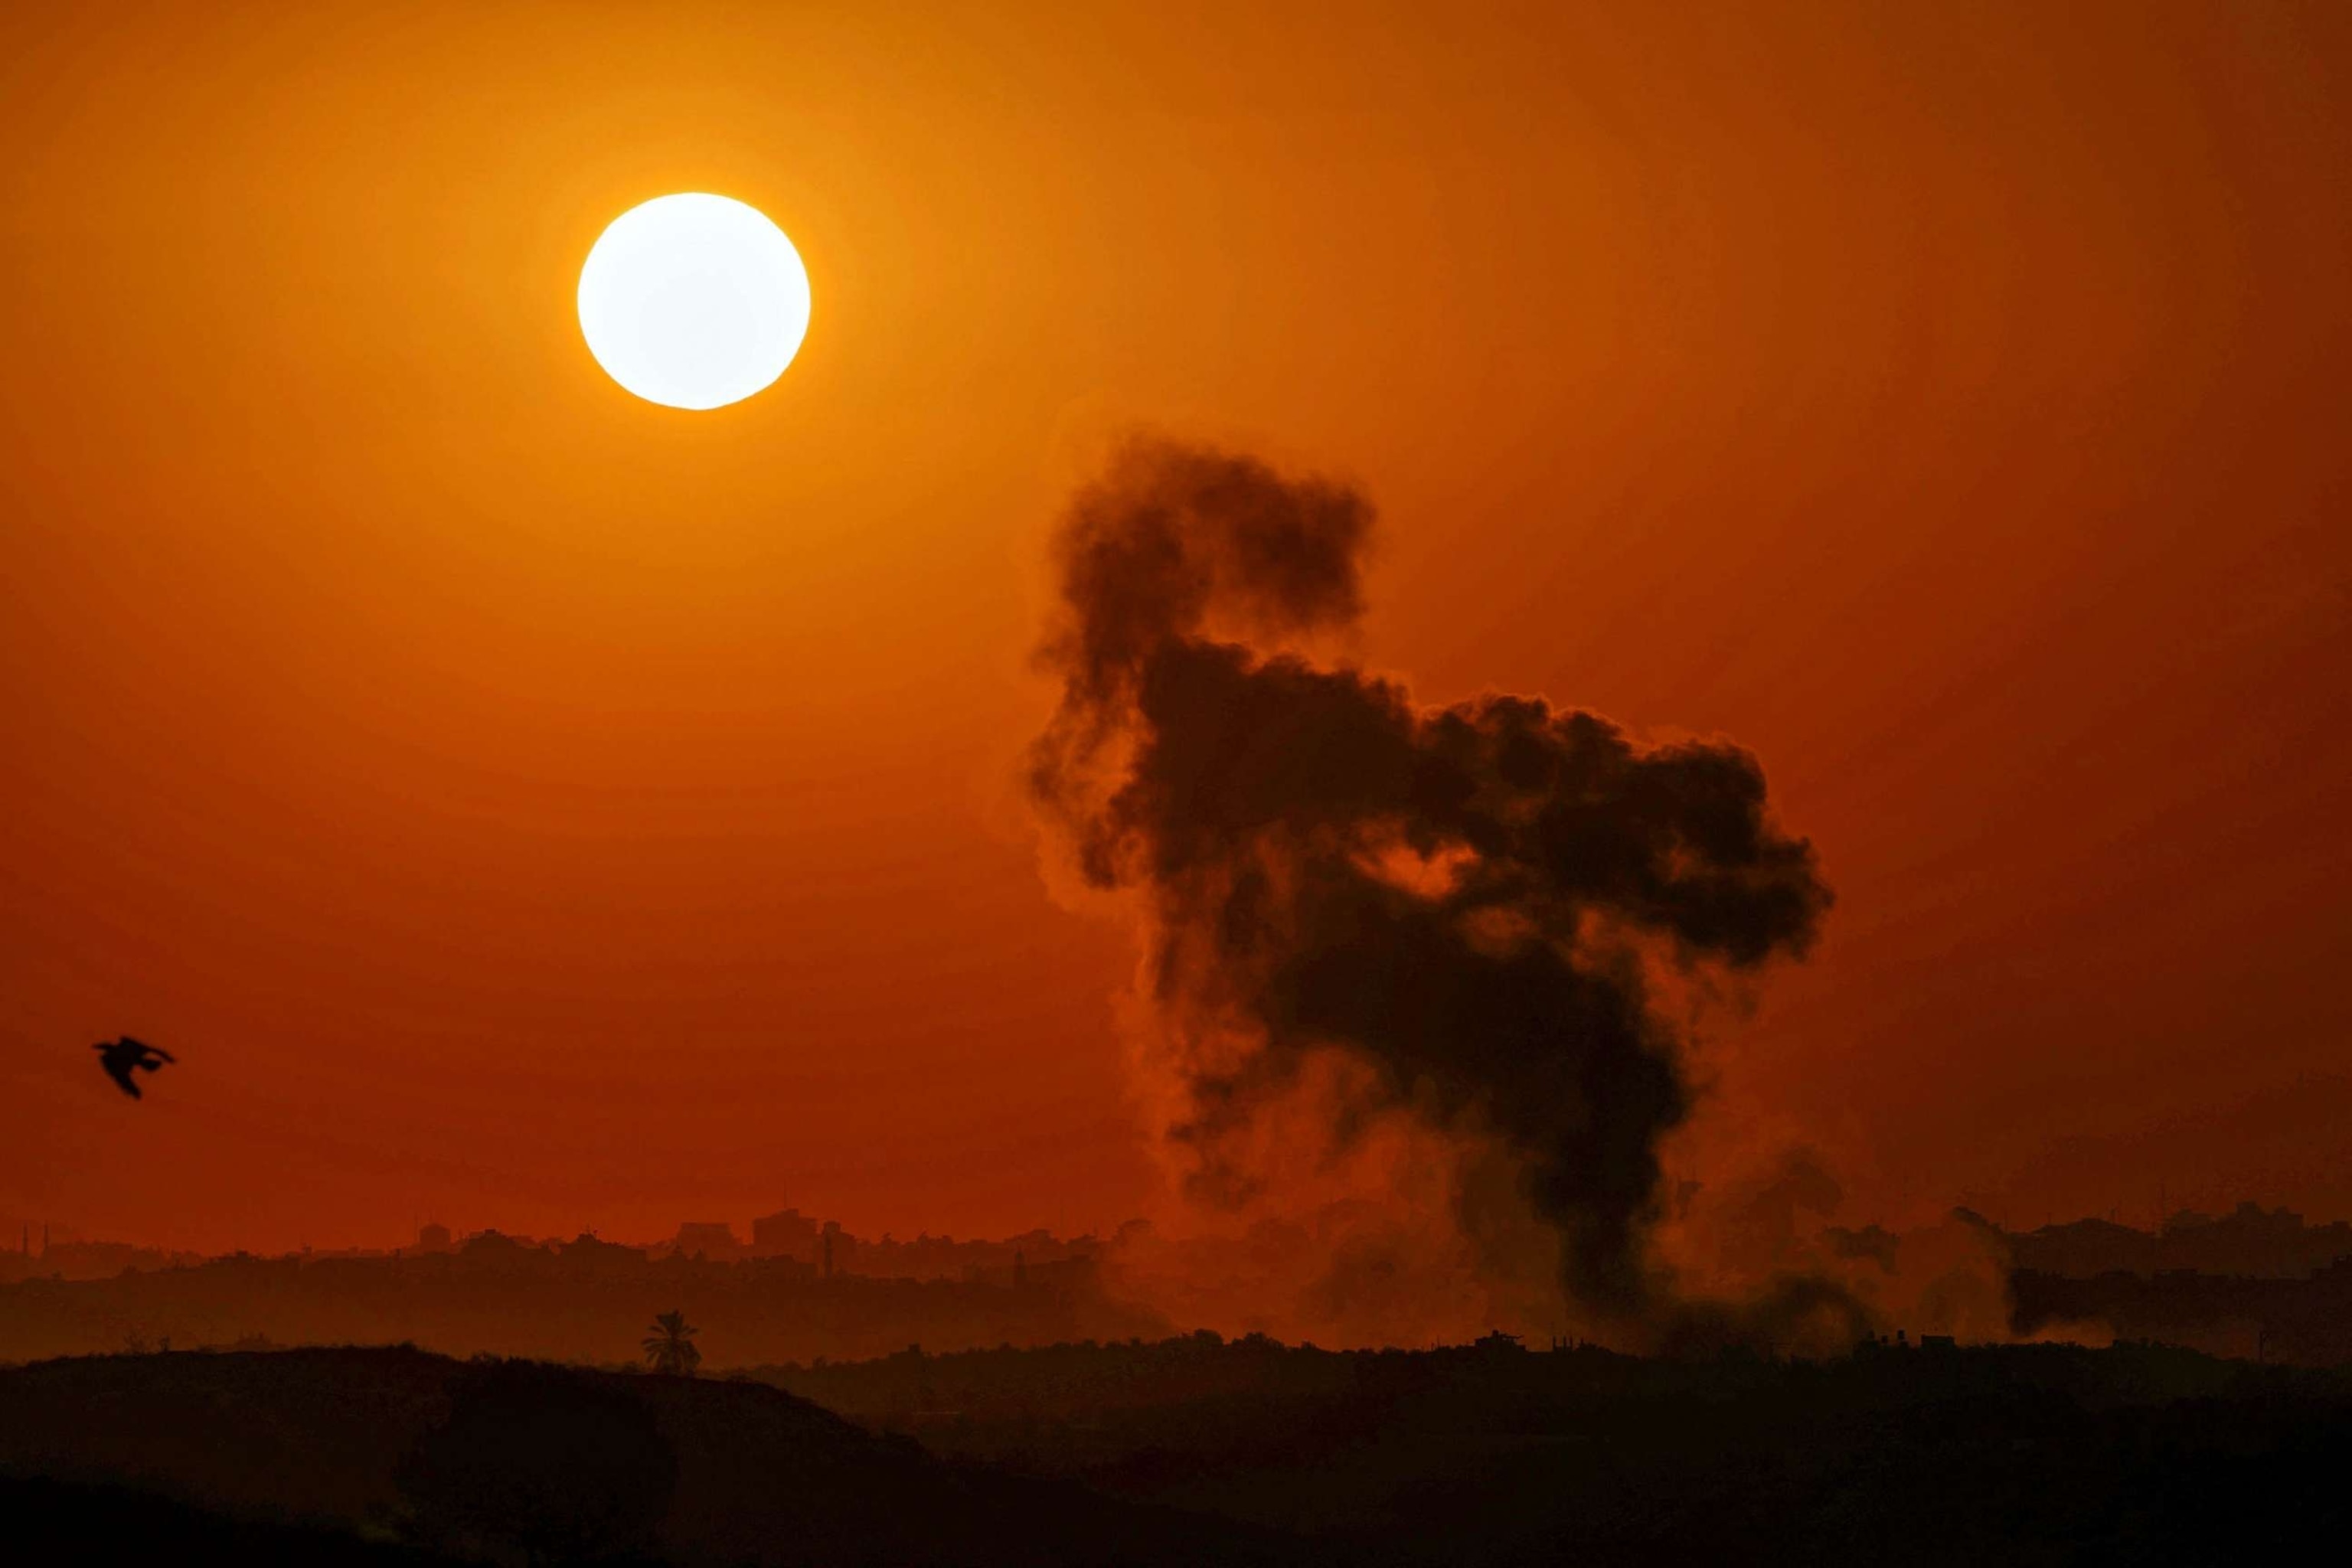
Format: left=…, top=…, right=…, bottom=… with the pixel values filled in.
left=641, top=1309, right=702, bottom=1376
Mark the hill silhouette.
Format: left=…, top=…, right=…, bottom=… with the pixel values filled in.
left=2, top=1473, right=461, bottom=1566
left=760, top=1335, right=2352, bottom=1565
left=0, top=1345, right=1285, bottom=1566
left=8, top=1338, right=2352, bottom=1563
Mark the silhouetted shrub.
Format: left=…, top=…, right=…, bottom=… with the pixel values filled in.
left=397, top=1361, right=675, bottom=1563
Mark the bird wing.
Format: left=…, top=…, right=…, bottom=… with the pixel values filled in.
left=103, top=1060, right=143, bottom=1099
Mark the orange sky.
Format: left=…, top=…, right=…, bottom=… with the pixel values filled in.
left=3, top=2, right=2347, bottom=1256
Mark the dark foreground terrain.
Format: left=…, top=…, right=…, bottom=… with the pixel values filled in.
left=5, top=1340, right=2350, bottom=1564
left=0, top=1346, right=1280, bottom=1566
left=757, top=1334, right=2352, bottom=1564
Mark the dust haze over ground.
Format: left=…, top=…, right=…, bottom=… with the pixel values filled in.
left=1027, top=439, right=1929, bottom=1350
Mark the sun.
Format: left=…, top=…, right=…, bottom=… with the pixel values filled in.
left=577, top=194, right=812, bottom=411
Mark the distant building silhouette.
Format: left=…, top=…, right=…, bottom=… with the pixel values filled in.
left=752, top=1208, right=821, bottom=1263
left=417, top=1223, right=452, bottom=1253
left=1991, top=1201, right=2352, bottom=1281
left=458, top=1230, right=539, bottom=1271
left=820, top=1221, right=855, bottom=1279
left=674, top=1223, right=743, bottom=1261
left=558, top=1233, right=647, bottom=1276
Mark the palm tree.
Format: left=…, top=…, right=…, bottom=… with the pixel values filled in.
left=641, top=1309, right=702, bottom=1376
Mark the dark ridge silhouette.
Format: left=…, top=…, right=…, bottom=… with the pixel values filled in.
left=0, top=1346, right=1292, bottom=1566
left=91, top=1037, right=175, bottom=1100
left=7, top=1339, right=2352, bottom=1564
left=755, top=1334, right=2352, bottom=1566
left=1028, top=439, right=1832, bottom=1327
left=1, top=1473, right=459, bottom=1565
left=398, top=1359, right=676, bottom=1563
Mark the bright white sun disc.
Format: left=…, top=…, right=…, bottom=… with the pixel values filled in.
left=577, top=194, right=810, bottom=410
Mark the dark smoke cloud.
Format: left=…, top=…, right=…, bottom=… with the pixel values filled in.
left=1031, top=439, right=1832, bottom=1321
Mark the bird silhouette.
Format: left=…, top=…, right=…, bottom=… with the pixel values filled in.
left=93, top=1037, right=175, bottom=1099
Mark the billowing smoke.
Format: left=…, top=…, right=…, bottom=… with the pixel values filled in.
left=1030, top=439, right=1833, bottom=1331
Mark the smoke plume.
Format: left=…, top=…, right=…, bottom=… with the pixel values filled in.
left=1030, top=439, right=1834, bottom=1333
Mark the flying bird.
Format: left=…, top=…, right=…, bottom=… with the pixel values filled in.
left=93, top=1037, right=175, bottom=1100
